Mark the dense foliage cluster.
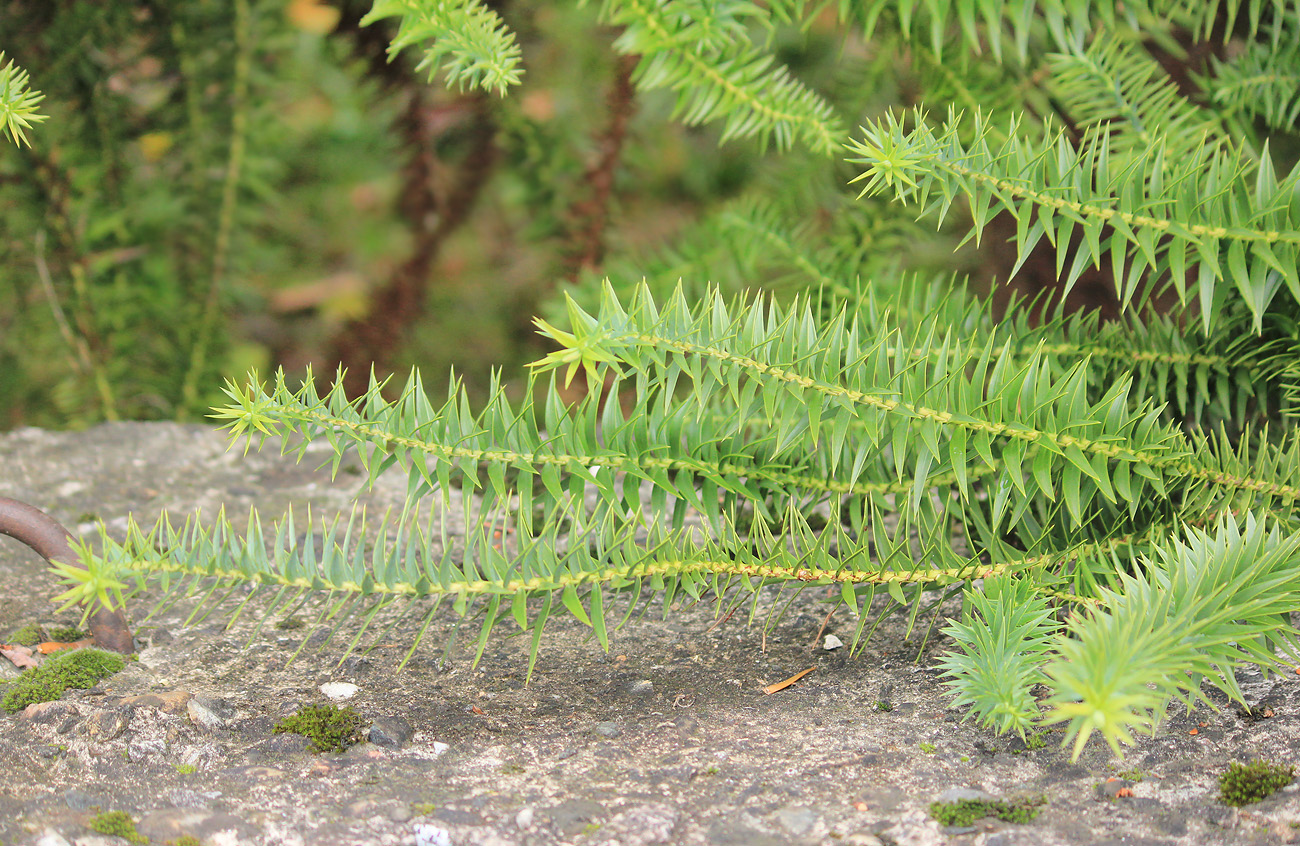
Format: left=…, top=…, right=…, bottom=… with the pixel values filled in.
left=6, top=1, right=1300, bottom=760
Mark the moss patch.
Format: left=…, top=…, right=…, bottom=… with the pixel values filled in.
left=48, top=624, right=89, bottom=642
left=929, top=796, right=1045, bottom=827
left=1, top=648, right=125, bottom=713
left=7, top=623, right=45, bottom=646
left=273, top=703, right=366, bottom=753
left=1219, top=759, right=1294, bottom=806
left=88, top=810, right=147, bottom=845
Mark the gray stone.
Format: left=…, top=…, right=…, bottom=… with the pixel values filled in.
left=841, top=834, right=885, bottom=846
left=431, top=808, right=485, bottom=826
left=127, top=737, right=166, bottom=762
left=136, top=809, right=257, bottom=843
left=627, top=679, right=654, bottom=696
left=247, top=733, right=313, bottom=758
left=187, top=695, right=232, bottom=730
left=547, top=799, right=606, bottom=836
left=592, top=721, right=621, bottom=738
left=34, top=831, right=72, bottom=846
left=64, top=789, right=107, bottom=811
left=773, top=805, right=819, bottom=836
left=87, top=707, right=131, bottom=740
left=369, top=714, right=414, bottom=747
left=935, top=787, right=996, bottom=803
left=22, top=701, right=77, bottom=725
left=604, top=803, right=678, bottom=845
left=705, top=822, right=787, bottom=846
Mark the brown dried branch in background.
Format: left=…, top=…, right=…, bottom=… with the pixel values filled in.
left=561, top=52, right=639, bottom=283
left=324, top=4, right=499, bottom=398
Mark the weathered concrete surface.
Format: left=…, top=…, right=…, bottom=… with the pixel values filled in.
left=0, top=422, right=1297, bottom=846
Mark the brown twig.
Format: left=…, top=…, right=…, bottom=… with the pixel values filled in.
left=0, top=496, right=134, bottom=654
left=325, top=92, right=497, bottom=398
left=323, top=4, right=499, bottom=398
left=562, top=52, right=639, bottom=283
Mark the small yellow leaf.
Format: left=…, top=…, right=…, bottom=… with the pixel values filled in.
left=287, top=0, right=340, bottom=35
left=138, top=132, right=173, bottom=162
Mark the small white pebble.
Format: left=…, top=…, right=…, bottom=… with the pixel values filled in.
left=823, top=634, right=844, bottom=651
left=320, top=682, right=359, bottom=701
left=516, top=807, right=535, bottom=829
left=414, top=823, right=453, bottom=846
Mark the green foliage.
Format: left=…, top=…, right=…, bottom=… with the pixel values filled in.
left=20, top=1, right=1300, bottom=764
left=1219, top=759, right=1295, bottom=806
left=0, top=2, right=408, bottom=425
left=274, top=704, right=367, bottom=753
left=87, top=811, right=147, bottom=846
left=929, top=795, right=1044, bottom=826
left=1, top=648, right=126, bottom=713
left=847, top=108, right=1300, bottom=330
left=366, top=0, right=522, bottom=95
left=595, top=0, right=842, bottom=153
left=0, top=52, right=46, bottom=147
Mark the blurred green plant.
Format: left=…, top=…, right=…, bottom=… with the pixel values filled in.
left=0, top=51, right=46, bottom=147
left=10, top=1, right=1300, bottom=763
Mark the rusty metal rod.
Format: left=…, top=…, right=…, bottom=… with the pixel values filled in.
left=0, top=495, right=134, bottom=653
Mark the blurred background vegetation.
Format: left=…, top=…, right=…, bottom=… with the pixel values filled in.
left=0, top=0, right=961, bottom=428
left=9, top=2, right=1280, bottom=429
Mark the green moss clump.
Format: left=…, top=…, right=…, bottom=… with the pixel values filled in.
left=168, top=836, right=202, bottom=846
left=929, top=796, right=1044, bottom=827
left=48, top=624, right=89, bottom=642
left=7, top=623, right=46, bottom=646
left=273, top=704, right=366, bottom=753
left=1, top=648, right=126, bottom=713
left=1219, top=759, right=1294, bottom=806
left=88, top=810, right=147, bottom=845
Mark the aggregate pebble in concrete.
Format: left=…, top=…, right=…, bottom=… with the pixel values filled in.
left=0, top=423, right=1298, bottom=845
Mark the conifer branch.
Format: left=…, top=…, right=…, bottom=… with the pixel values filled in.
left=365, top=0, right=523, bottom=95
left=0, top=53, right=47, bottom=147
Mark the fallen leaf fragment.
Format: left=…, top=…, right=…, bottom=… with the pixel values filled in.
left=37, top=638, right=93, bottom=654
left=1115, top=787, right=1134, bottom=798
left=852, top=801, right=869, bottom=812
left=0, top=644, right=39, bottom=670
left=1189, top=728, right=1198, bottom=735
left=763, top=666, right=816, bottom=695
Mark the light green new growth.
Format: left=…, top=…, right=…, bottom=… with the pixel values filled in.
left=39, top=0, right=1300, bottom=763
left=0, top=52, right=47, bottom=147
